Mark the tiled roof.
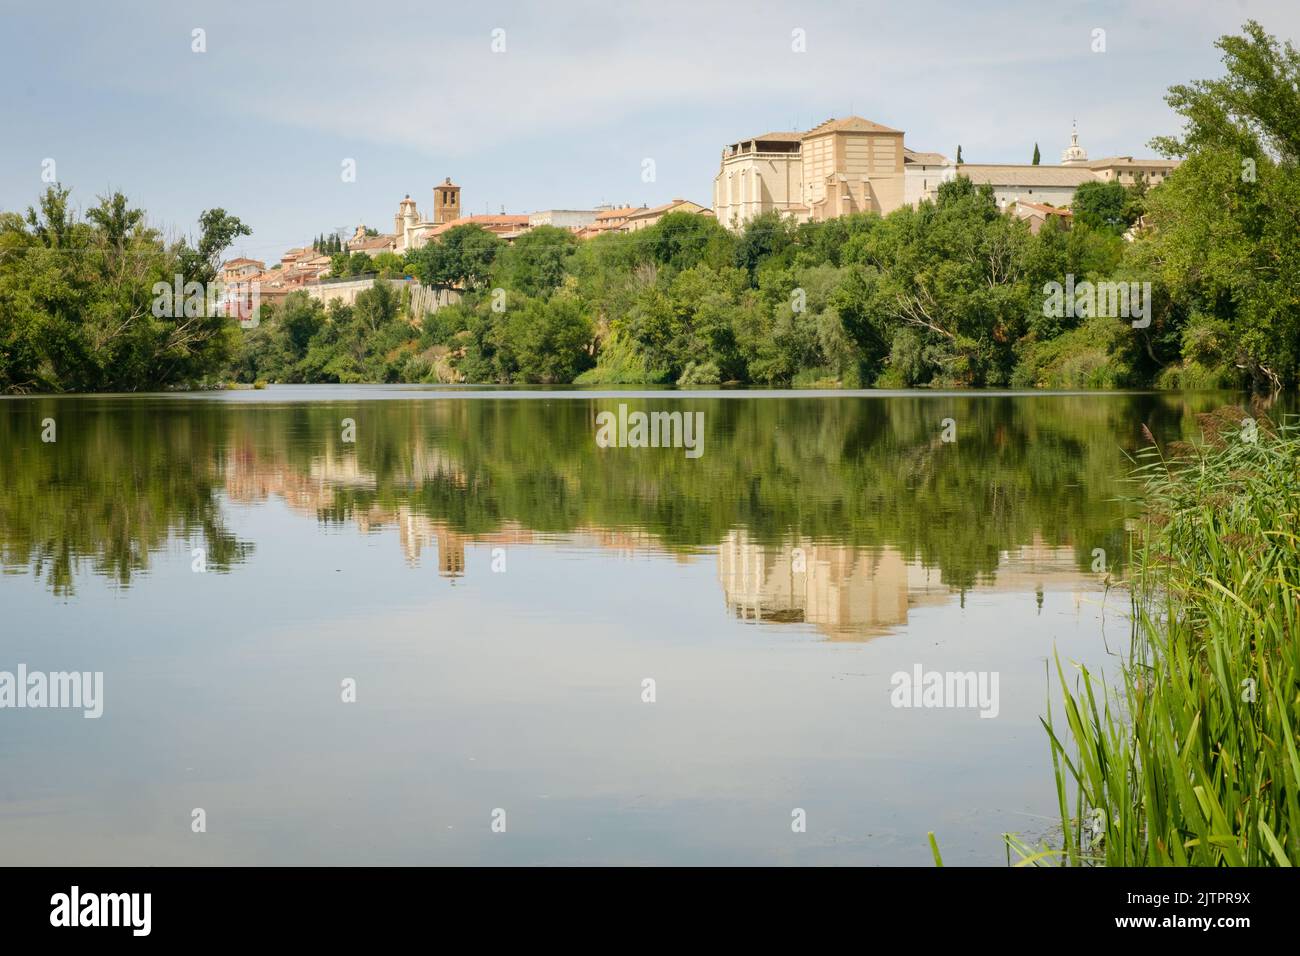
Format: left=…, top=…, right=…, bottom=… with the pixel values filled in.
left=744, top=131, right=804, bottom=143
left=1084, top=156, right=1180, bottom=170
left=348, top=234, right=396, bottom=250
left=803, top=115, right=902, bottom=137
left=1014, top=201, right=1073, bottom=216
left=624, top=199, right=705, bottom=221
left=903, top=148, right=951, bottom=165
left=957, top=164, right=1099, bottom=187
left=427, top=215, right=530, bottom=238
left=594, top=206, right=639, bottom=221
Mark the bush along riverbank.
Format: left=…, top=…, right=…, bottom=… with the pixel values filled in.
left=1017, top=405, right=1300, bottom=866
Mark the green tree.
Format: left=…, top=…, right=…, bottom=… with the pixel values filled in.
left=1142, top=19, right=1300, bottom=389
left=409, top=224, right=503, bottom=293
left=1, top=189, right=245, bottom=392
left=496, top=295, right=595, bottom=383
left=732, top=211, right=795, bottom=280
left=180, top=208, right=251, bottom=285
left=347, top=251, right=372, bottom=276
left=492, top=225, right=576, bottom=297
left=1071, top=181, right=1129, bottom=231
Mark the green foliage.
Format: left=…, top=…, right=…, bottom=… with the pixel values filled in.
left=493, top=294, right=594, bottom=383
left=1071, top=181, right=1129, bottom=232
left=233, top=283, right=417, bottom=385
left=1012, top=317, right=1142, bottom=389
left=370, top=251, right=406, bottom=277
left=1155, top=315, right=1248, bottom=389
left=1141, top=19, right=1300, bottom=390
left=732, top=211, right=794, bottom=278
left=408, top=224, right=503, bottom=293
left=491, top=225, right=576, bottom=297
left=1, top=187, right=243, bottom=392
left=1020, top=409, right=1300, bottom=866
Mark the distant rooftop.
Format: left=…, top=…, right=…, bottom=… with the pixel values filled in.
left=803, top=115, right=902, bottom=137
left=957, top=164, right=1099, bottom=187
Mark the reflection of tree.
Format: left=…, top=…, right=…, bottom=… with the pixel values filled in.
left=0, top=400, right=251, bottom=594
left=0, top=391, right=1245, bottom=596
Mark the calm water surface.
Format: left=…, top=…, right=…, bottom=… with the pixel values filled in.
left=0, top=387, right=1260, bottom=864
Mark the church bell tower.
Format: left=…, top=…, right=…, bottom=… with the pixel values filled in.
left=433, top=177, right=461, bottom=225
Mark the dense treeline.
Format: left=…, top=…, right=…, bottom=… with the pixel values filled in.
left=3, top=21, right=1296, bottom=394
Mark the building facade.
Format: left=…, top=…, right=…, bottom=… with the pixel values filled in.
left=716, top=119, right=1179, bottom=228
left=621, top=198, right=712, bottom=232
left=903, top=149, right=955, bottom=208
left=391, top=177, right=464, bottom=253
left=529, top=209, right=599, bottom=230
left=713, top=116, right=908, bottom=230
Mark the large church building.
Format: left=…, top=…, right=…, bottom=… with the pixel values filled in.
left=713, top=116, right=911, bottom=229
left=713, top=118, right=1178, bottom=230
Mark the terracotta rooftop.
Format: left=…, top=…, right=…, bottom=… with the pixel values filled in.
left=594, top=206, right=639, bottom=221
left=348, top=234, right=397, bottom=250
left=1014, top=201, right=1073, bottom=216
left=624, top=199, right=706, bottom=221
left=428, top=214, right=530, bottom=238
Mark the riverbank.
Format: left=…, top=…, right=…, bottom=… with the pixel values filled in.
left=1025, top=404, right=1300, bottom=866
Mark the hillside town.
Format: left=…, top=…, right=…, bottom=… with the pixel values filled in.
left=219, top=117, right=1179, bottom=312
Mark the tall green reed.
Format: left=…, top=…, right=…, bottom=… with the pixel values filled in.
left=1019, top=407, right=1300, bottom=866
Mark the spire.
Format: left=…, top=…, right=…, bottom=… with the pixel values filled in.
left=1061, top=120, right=1089, bottom=165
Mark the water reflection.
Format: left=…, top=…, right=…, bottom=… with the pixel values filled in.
left=0, top=389, right=1257, bottom=637
left=718, top=531, right=1097, bottom=639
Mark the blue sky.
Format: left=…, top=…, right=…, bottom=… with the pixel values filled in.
left=2, top=0, right=1296, bottom=264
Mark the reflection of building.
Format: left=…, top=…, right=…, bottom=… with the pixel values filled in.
left=438, top=528, right=465, bottom=577
left=392, top=510, right=535, bottom=573
left=718, top=530, right=1102, bottom=640
left=223, top=443, right=1107, bottom=619
left=718, top=531, right=948, bottom=637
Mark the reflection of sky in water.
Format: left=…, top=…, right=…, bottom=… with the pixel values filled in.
left=0, top=388, right=1253, bottom=864
left=3, top=497, right=1125, bottom=865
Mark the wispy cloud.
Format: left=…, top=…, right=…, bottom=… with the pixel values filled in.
left=3, top=0, right=1296, bottom=256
